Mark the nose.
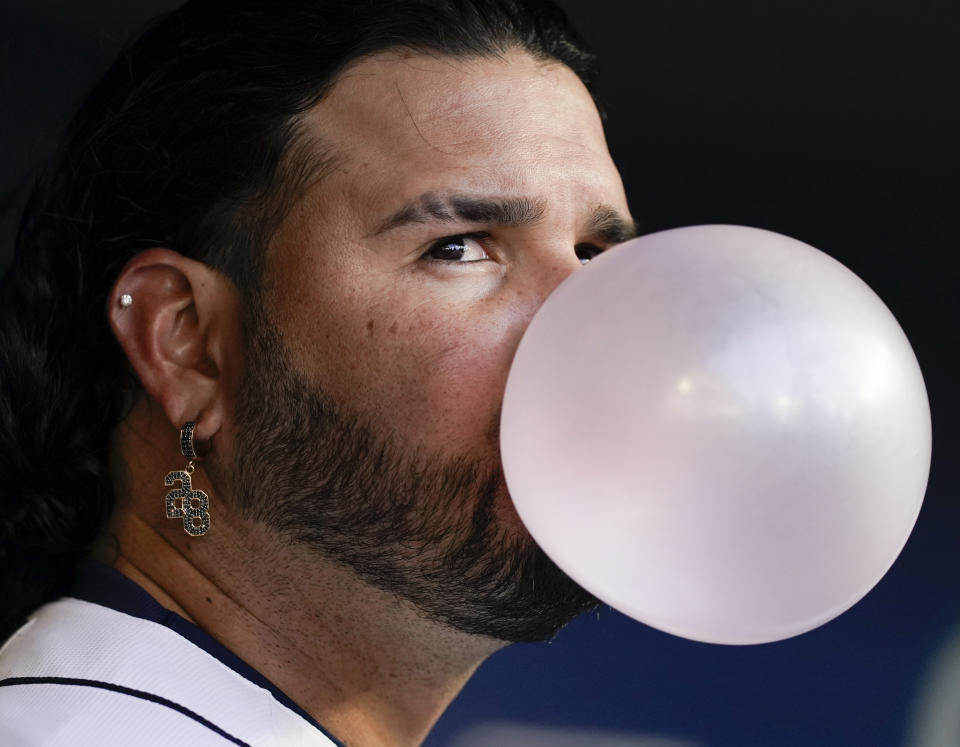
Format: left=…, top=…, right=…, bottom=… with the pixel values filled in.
left=506, top=242, right=587, bottom=341
left=496, top=242, right=586, bottom=404
left=527, top=244, right=586, bottom=312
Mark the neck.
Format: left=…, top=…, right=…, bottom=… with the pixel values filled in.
left=96, top=510, right=504, bottom=747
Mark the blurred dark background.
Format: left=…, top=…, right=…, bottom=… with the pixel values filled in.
left=2, top=2, right=957, bottom=745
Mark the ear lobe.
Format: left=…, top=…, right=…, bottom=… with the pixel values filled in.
left=107, top=248, right=238, bottom=437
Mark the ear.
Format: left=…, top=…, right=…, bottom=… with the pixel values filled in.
left=107, top=248, right=242, bottom=442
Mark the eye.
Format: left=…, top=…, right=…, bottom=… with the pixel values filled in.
left=575, top=243, right=604, bottom=265
left=423, top=234, right=490, bottom=263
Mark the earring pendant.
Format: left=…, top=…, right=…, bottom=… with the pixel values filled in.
left=164, top=422, right=211, bottom=536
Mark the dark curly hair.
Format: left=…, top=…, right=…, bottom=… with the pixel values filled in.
left=0, top=0, right=598, bottom=642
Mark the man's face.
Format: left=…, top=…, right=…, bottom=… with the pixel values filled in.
left=231, top=49, right=633, bottom=641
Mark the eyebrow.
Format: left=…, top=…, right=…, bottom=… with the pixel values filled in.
left=372, top=192, right=546, bottom=235
left=371, top=191, right=638, bottom=244
left=587, top=205, right=639, bottom=245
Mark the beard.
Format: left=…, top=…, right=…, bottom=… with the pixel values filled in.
left=229, top=306, right=597, bottom=643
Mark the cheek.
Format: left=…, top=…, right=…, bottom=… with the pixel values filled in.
left=276, top=252, right=534, bottom=455
left=359, top=303, right=521, bottom=452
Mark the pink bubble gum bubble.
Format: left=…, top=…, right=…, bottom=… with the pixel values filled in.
left=500, top=225, right=931, bottom=645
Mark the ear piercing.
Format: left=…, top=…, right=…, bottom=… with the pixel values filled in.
left=119, top=294, right=133, bottom=308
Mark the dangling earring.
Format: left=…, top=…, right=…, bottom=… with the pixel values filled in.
left=164, top=421, right=211, bottom=536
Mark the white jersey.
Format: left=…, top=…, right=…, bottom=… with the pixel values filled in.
left=0, top=560, right=343, bottom=746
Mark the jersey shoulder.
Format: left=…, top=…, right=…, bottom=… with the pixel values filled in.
left=0, top=598, right=336, bottom=747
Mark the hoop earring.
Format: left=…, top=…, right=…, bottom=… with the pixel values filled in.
left=164, top=421, right=211, bottom=536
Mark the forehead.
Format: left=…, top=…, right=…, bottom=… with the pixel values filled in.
left=297, top=48, right=621, bottom=219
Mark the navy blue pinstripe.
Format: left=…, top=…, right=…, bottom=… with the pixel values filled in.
left=0, top=676, right=251, bottom=746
